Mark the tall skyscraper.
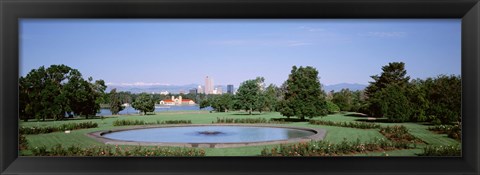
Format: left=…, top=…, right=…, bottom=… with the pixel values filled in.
left=227, top=84, right=234, bottom=94
left=205, top=76, right=214, bottom=94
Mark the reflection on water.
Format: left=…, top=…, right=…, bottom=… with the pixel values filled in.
left=97, top=105, right=212, bottom=116
left=103, top=126, right=315, bottom=143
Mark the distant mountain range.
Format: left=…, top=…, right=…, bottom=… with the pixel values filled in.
left=106, top=83, right=367, bottom=94
left=106, top=84, right=201, bottom=94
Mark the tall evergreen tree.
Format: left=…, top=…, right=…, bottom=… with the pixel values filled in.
left=365, top=62, right=410, bottom=117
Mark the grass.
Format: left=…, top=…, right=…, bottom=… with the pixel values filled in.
left=20, top=111, right=461, bottom=156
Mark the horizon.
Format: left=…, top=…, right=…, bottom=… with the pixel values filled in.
left=20, top=19, right=461, bottom=88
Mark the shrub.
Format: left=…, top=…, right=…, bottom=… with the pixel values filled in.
left=418, top=144, right=461, bottom=156
left=155, top=120, right=192, bottom=125
left=379, top=125, right=423, bottom=144
left=112, top=119, right=145, bottom=126
left=428, top=124, right=461, bottom=140
left=260, top=137, right=414, bottom=156
left=326, top=101, right=340, bottom=114
left=19, top=121, right=98, bottom=135
left=19, top=133, right=28, bottom=150
left=309, top=120, right=381, bottom=129
left=113, top=119, right=193, bottom=126
left=212, top=117, right=289, bottom=124
left=31, top=144, right=206, bottom=156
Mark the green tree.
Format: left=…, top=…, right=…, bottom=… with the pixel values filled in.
left=332, top=88, right=353, bottom=111
left=378, top=84, right=413, bottom=122
left=109, top=88, right=125, bottom=115
left=424, top=75, right=461, bottom=124
left=406, top=79, right=429, bottom=122
left=326, top=101, right=340, bottom=114
left=132, top=93, right=155, bottom=115
left=365, top=62, right=410, bottom=117
left=264, top=84, right=278, bottom=112
left=236, top=77, right=264, bottom=115
left=20, top=65, right=105, bottom=121
left=279, top=66, right=328, bottom=120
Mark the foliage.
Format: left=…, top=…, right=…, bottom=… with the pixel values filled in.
left=236, top=77, right=264, bottom=115
left=379, top=125, right=423, bottom=144
left=31, top=144, right=205, bottom=156
left=404, top=79, right=429, bottom=122
left=279, top=66, right=328, bottom=120
left=156, top=120, right=192, bottom=125
left=19, top=121, right=98, bottom=135
left=212, top=117, right=289, bottom=124
left=256, top=84, right=279, bottom=113
left=428, top=124, right=461, bottom=140
left=112, top=119, right=145, bottom=126
left=326, top=101, right=340, bottom=114
left=331, top=89, right=353, bottom=111
left=377, top=84, right=413, bottom=122
left=365, top=62, right=410, bottom=118
left=260, top=138, right=413, bottom=156
left=201, top=94, right=236, bottom=112
left=423, top=75, right=461, bottom=124
left=418, top=144, right=461, bottom=156
left=131, top=93, right=155, bottom=115
left=112, top=119, right=192, bottom=126
left=19, top=133, right=29, bottom=150
left=309, top=120, right=381, bottom=129
left=19, top=65, right=106, bottom=121
left=109, top=88, right=125, bottom=115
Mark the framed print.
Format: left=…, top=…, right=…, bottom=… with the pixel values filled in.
left=1, top=0, right=479, bottom=174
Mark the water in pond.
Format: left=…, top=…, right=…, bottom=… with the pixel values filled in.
left=102, top=126, right=315, bottom=143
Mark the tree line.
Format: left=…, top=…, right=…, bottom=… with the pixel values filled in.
left=20, top=63, right=461, bottom=125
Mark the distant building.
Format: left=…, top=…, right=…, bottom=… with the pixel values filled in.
left=227, top=85, right=234, bottom=94
left=160, top=91, right=169, bottom=95
left=205, top=76, right=214, bottom=94
left=189, top=88, right=197, bottom=95
left=215, top=86, right=223, bottom=94
left=197, top=85, right=204, bottom=94
left=159, top=96, right=195, bottom=105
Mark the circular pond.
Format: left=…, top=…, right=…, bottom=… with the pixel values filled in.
left=88, top=124, right=326, bottom=148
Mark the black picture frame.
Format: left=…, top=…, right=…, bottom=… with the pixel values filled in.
left=1, top=0, right=479, bottom=174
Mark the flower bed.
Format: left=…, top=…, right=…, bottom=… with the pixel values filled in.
left=31, top=144, right=205, bottom=156
left=379, top=125, right=423, bottom=144
left=308, top=120, right=381, bottom=129
left=212, top=117, right=290, bottom=124
left=112, top=119, right=192, bottom=126
left=261, top=138, right=414, bottom=156
left=418, top=144, right=461, bottom=156
left=428, top=124, right=461, bottom=140
left=19, top=121, right=98, bottom=135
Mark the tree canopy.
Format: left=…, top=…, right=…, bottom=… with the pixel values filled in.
left=236, top=77, right=264, bottom=115
left=279, top=66, right=328, bottom=120
left=131, top=93, right=155, bottom=115
left=19, top=65, right=106, bottom=121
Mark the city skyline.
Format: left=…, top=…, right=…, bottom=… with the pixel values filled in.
left=20, top=19, right=461, bottom=88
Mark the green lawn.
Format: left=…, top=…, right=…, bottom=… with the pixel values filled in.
left=20, top=111, right=460, bottom=156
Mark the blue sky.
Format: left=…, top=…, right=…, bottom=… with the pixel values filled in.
left=20, top=19, right=461, bottom=88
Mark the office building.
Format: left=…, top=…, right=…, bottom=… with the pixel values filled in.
left=227, top=84, right=234, bottom=94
